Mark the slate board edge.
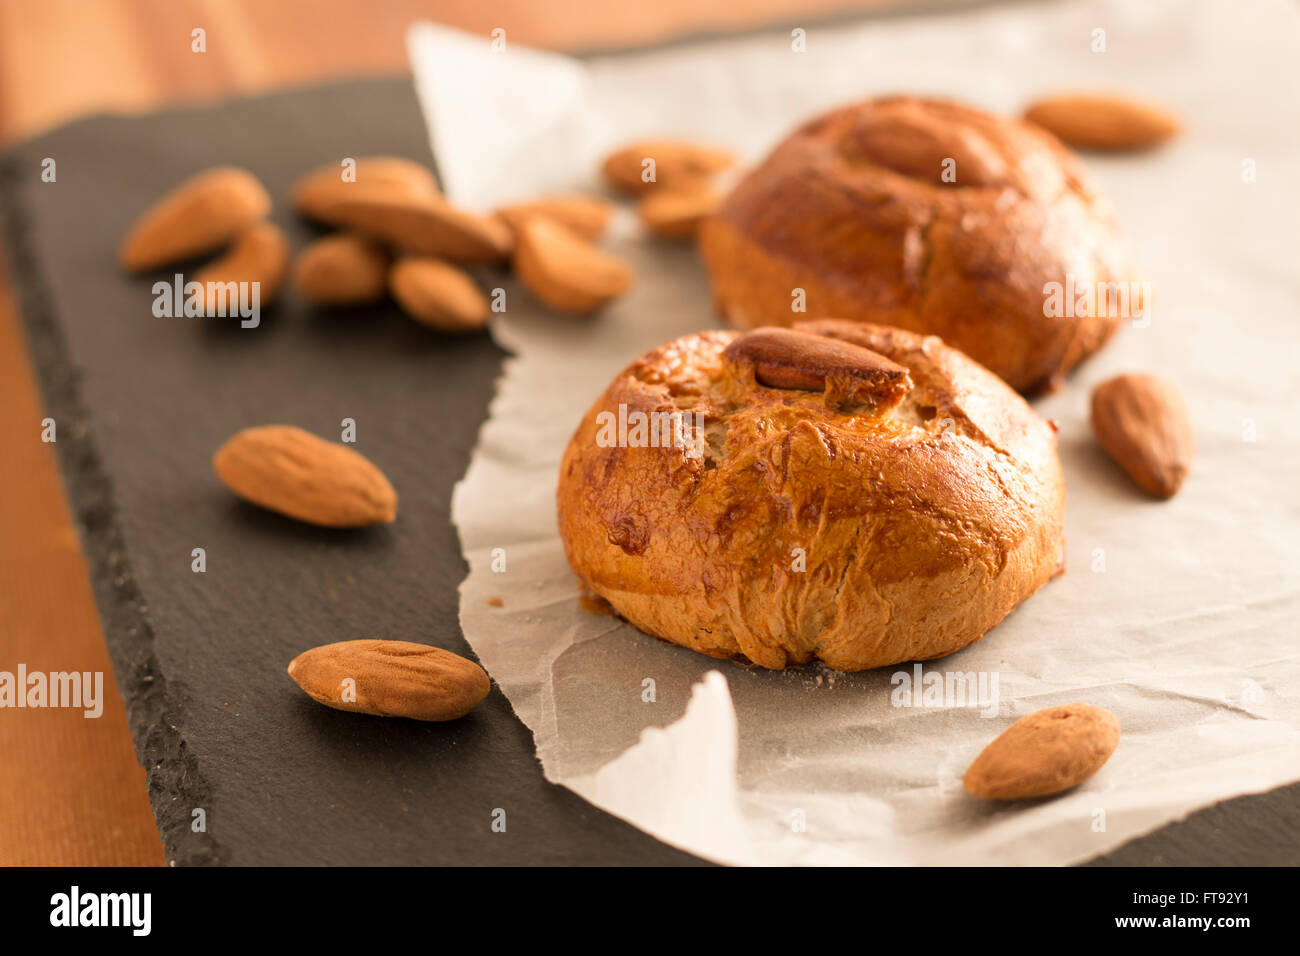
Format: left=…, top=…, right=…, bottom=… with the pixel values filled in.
left=0, top=142, right=224, bottom=865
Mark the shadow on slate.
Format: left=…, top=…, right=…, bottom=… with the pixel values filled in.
left=2, top=77, right=1297, bottom=867
left=0, top=77, right=707, bottom=866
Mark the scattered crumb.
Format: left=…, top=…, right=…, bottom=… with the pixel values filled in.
left=487, top=596, right=504, bottom=607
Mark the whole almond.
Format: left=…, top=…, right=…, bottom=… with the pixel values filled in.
left=850, top=103, right=1007, bottom=187
left=213, top=425, right=397, bottom=527
left=293, top=233, right=389, bottom=306
left=192, top=221, right=290, bottom=316
left=724, top=327, right=912, bottom=411
left=636, top=186, right=721, bottom=239
left=1091, top=373, right=1194, bottom=499
left=389, top=257, right=489, bottom=333
left=602, top=139, right=735, bottom=195
left=513, top=217, right=634, bottom=314
left=287, top=640, right=489, bottom=721
left=292, top=156, right=440, bottom=223
left=119, top=166, right=271, bottom=272
left=327, top=191, right=513, bottom=264
left=497, top=195, right=614, bottom=240
left=964, top=703, right=1121, bottom=800
left=1024, top=94, right=1180, bottom=151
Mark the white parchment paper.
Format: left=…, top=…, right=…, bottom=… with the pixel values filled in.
left=409, top=0, right=1300, bottom=865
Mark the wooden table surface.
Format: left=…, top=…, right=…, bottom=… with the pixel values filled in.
left=0, top=0, right=895, bottom=866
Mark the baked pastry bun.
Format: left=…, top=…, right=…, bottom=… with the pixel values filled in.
left=699, top=96, right=1134, bottom=393
left=556, top=321, right=1065, bottom=671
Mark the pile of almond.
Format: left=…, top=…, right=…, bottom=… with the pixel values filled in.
left=289, top=155, right=641, bottom=325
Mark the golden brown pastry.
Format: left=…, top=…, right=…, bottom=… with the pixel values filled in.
left=698, top=96, right=1134, bottom=393
left=556, top=321, right=1065, bottom=671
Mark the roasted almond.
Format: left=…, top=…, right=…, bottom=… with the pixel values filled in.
left=287, top=640, right=489, bottom=721
left=848, top=104, right=1006, bottom=187
left=292, top=233, right=390, bottom=306
left=192, top=221, right=290, bottom=316
left=389, top=257, right=489, bottom=333
left=213, top=425, right=397, bottom=527
left=602, top=139, right=735, bottom=195
left=119, top=166, right=271, bottom=272
left=292, top=156, right=439, bottom=223
left=1091, top=373, right=1194, bottom=499
left=636, top=186, right=720, bottom=239
left=723, top=327, right=912, bottom=411
left=497, top=195, right=614, bottom=240
left=513, top=217, right=634, bottom=314
left=326, top=190, right=512, bottom=264
left=1024, top=94, right=1180, bottom=151
left=964, top=703, right=1121, bottom=800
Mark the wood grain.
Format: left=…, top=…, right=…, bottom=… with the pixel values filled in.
left=0, top=256, right=166, bottom=865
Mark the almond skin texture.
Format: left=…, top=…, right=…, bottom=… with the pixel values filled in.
left=964, top=704, right=1121, bottom=800
left=389, top=257, right=489, bottom=332
left=1024, top=94, right=1180, bottom=151
left=637, top=186, right=721, bottom=239
left=293, top=233, right=390, bottom=306
left=497, top=195, right=614, bottom=240
left=1091, top=373, right=1194, bottom=499
left=287, top=640, right=489, bottom=721
left=513, top=217, right=634, bottom=314
left=326, top=190, right=513, bottom=263
left=119, top=166, right=271, bottom=272
left=213, top=425, right=397, bottom=527
left=602, top=139, right=735, bottom=195
left=192, top=222, right=290, bottom=316
left=292, top=157, right=440, bottom=223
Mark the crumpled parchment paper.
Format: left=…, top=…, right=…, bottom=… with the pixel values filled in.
left=408, top=0, right=1300, bottom=864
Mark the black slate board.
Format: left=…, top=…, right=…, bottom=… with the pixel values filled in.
left=2, top=77, right=1295, bottom=866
